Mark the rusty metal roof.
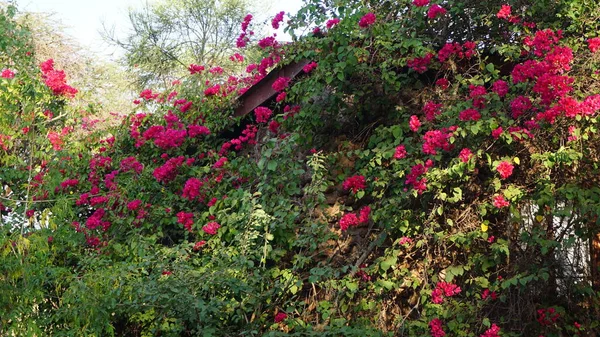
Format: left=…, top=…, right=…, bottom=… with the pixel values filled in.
left=234, top=59, right=310, bottom=117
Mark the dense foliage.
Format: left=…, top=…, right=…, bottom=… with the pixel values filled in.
left=1, top=0, right=600, bottom=336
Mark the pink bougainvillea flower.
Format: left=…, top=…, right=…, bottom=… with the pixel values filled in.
left=394, top=145, right=407, bottom=159
left=358, top=12, right=376, bottom=28
left=1, top=69, right=15, bottom=79
left=193, top=241, right=207, bottom=251
left=342, top=175, right=366, bottom=193
left=480, top=324, right=501, bottom=337
left=427, top=4, right=447, bottom=19
left=254, top=106, right=272, bottom=123
left=272, top=76, right=290, bottom=92
left=407, top=53, right=433, bottom=73
left=409, top=115, right=421, bottom=132
left=496, top=161, right=514, bottom=179
left=276, top=91, right=286, bottom=102
left=188, top=64, right=204, bottom=74
left=271, top=11, right=284, bottom=29
left=496, top=5, right=511, bottom=19
left=177, top=211, right=194, bottom=232
left=413, top=0, right=429, bottom=7
left=358, top=206, right=371, bottom=224
left=492, top=80, right=509, bottom=97
left=339, top=213, right=359, bottom=231
left=326, top=18, right=340, bottom=29
left=48, top=131, right=63, bottom=150
left=459, top=148, right=473, bottom=163
left=268, top=120, right=280, bottom=133
left=274, top=312, right=288, bottom=323
left=303, top=61, right=318, bottom=73
left=459, top=108, right=481, bottom=121
left=40, top=59, right=78, bottom=98
left=127, top=199, right=142, bottom=211
left=429, top=318, right=446, bottom=337
left=482, top=289, right=497, bottom=300
left=398, top=236, right=413, bottom=245
left=258, top=36, right=277, bottom=49
left=491, top=126, right=503, bottom=139
left=435, top=78, right=450, bottom=90
left=202, top=221, right=221, bottom=235
left=588, top=37, right=600, bottom=53
left=493, top=195, right=510, bottom=208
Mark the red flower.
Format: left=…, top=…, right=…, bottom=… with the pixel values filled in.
left=493, top=195, right=510, bottom=208
left=480, top=324, right=501, bottom=337
left=435, top=78, right=450, bottom=90
left=422, top=129, right=453, bottom=155
left=339, top=213, right=359, bottom=231
left=358, top=12, right=376, bottom=28
left=258, top=36, right=276, bottom=49
left=491, top=127, right=503, bottom=139
left=459, top=108, right=481, bottom=121
left=343, top=175, right=366, bottom=193
left=204, top=84, right=221, bottom=96
left=202, top=222, right=221, bottom=235
left=423, top=101, right=442, bottom=121
left=429, top=318, right=446, bottom=337
left=254, top=106, right=272, bottom=123
left=459, top=148, right=473, bottom=163
left=274, top=312, right=288, bottom=323
left=48, top=132, right=63, bottom=150
left=407, top=53, right=433, bottom=73
left=303, top=62, right=318, bottom=73
left=358, top=206, right=371, bottom=224
left=394, top=145, right=407, bottom=159
left=188, top=64, right=205, bottom=74
left=326, top=18, right=340, bottom=29
left=272, top=76, right=290, bottom=92
left=127, top=199, right=142, bottom=211
left=399, top=237, right=413, bottom=245
left=496, top=5, right=511, bottom=19
left=193, top=241, right=206, bottom=251
left=510, top=96, right=532, bottom=119
left=492, top=80, right=509, bottom=97
left=268, top=120, right=280, bottom=133
left=1, top=69, right=15, bottom=79
left=427, top=4, right=447, bottom=19
left=182, top=178, right=204, bottom=201
left=413, top=0, right=429, bottom=7
left=409, top=115, right=421, bottom=132
left=271, top=11, right=284, bottom=29
left=588, top=37, right=600, bottom=53
left=482, top=289, right=497, bottom=300
left=276, top=92, right=286, bottom=102
left=177, top=211, right=194, bottom=232
left=496, top=161, right=514, bottom=179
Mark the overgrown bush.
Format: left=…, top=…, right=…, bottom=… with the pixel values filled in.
left=1, top=0, right=600, bottom=336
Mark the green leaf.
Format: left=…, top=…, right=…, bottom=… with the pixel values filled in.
left=377, top=279, right=395, bottom=290
left=380, top=256, right=397, bottom=272
left=267, top=161, right=278, bottom=171
left=445, top=265, right=464, bottom=282
left=346, top=281, right=359, bottom=292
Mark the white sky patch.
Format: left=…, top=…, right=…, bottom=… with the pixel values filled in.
left=20, top=0, right=305, bottom=61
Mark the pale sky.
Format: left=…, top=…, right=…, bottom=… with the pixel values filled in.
left=19, top=0, right=304, bottom=60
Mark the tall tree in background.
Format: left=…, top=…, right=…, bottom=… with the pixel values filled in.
left=108, top=0, right=250, bottom=88
left=19, top=12, right=134, bottom=129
